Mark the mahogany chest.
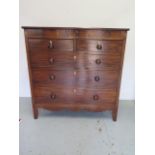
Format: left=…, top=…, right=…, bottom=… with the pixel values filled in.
left=22, top=27, right=129, bottom=121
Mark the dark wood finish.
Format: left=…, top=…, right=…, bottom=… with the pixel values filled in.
left=33, top=86, right=117, bottom=104
left=29, top=39, right=74, bottom=52
left=75, top=53, right=121, bottom=70
left=76, top=40, right=123, bottom=53
left=77, top=30, right=126, bottom=40
left=30, top=52, right=121, bottom=70
left=30, top=52, right=75, bottom=69
left=24, top=29, right=76, bottom=39
left=22, top=27, right=129, bottom=121
left=32, top=69, right=119, bottom=89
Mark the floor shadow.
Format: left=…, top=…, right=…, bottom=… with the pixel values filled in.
left=39, top=109, right=112, bottom=120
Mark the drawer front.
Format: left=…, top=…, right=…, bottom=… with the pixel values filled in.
left=25, top=29, right=76, bottom=39
left=30, top=52, right=120, bottom=70
left=30, top=52, right=74, bottom=69
left=75, top=88, right=116, bottom=104
left=29, top=39, right=73, bottom=52
left=33, top=86, right=117, bottom=104
left=77, top=30, right=126, bottom=40
left=32, top=69, right=119, bottom=89
left=74, top=70, right=119, bottom=89
left=34, top=86, right=75, bottom=104
left=76, top=40, right=123, bottom=53
left=75, top=53, right=121, bottom=70
left=32, top=70, right=75, bottom=87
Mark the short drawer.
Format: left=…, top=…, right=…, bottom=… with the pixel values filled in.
left=75, top=53, right=121, bottom=70
left=76, top=40, right=123, bottom=54
left=32, top=70, right=75, bottom=87
left=30, top=52, right=75, bottom=69
left=25, top=29, right=76, bottom=39
left=33, top=86, right=117, bottom=104
left=77, top=30, right=126, bottom=40
left=75, top=88, right=117, bottom=104
left=29, top=39, right=74, bottom=52
left=34, top=86, right=75, bottom=104
left=74, top=70, right=119, bottom=89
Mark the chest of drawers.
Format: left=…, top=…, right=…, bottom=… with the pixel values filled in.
left=22, top=27, right=129, bottom=121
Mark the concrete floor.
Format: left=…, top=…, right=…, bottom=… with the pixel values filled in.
left=19, top=98, right=135, bottom=155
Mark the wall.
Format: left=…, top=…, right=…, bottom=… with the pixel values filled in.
left=19, top=0, right=135, bottom=100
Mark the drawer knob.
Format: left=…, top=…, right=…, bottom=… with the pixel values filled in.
left=73, top=89, right=77, bottom=93
left=96, top=44, right=102, bottom=50
left=48, top=40, right=54, bottom=49
left=49, top=75, right=55, bottom=80
left=95, top=59, right=101, bottom=64
left=73, top=71, right=77, bottom=76
left=94, top=76, right=100, bottom=81
left=49, top=58, right=54, bottom=64
left=51, top=94, right=56, bottom=99
left=73, top=55, right=77, bottom=61
left=93, top=95, right=99, bottom=100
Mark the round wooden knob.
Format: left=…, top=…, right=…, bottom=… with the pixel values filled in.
left=93, top=95, right=99, bottom=100
left=49, top=58, right=54, bottom=64
left=73, top=55, right=77, bottom=61
left=96, top=44, right=102, bottom=50
left=51, top=94, right=56, bottom=100
left=96, top=59, right=101, bottom=64
left=94, top=76, right=100, bottom=81
left=48, top=40, right=54, bottom=49
left=49, top=75, right=55, bottom=80
left=73, top=89, right=77, bottom=93
left=73, top=71, right=77, bottom=76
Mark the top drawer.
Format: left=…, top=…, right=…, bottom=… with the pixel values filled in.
left=24, top=29, right=127, bottom=40
left=76, top=40, right=123, bottom=53
left=28, top=39, right=74, bottom=52
left=77, top=30, right=126, bottom=40
left=25, top=29, right=76, bottom=39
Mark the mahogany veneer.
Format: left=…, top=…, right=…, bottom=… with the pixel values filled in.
left=22, top=27, right=129, bottom=121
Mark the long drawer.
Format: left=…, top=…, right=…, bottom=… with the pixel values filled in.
left=30, top=52, right=121, bottom=70
left=24, top=28, right=126, bottom=40
left=33, top=86, right=117, bottom=105
left=31, top=69, right=119, bottom=89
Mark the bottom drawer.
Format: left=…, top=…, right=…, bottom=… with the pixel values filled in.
left=33, top=86, right=117, bottom=104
